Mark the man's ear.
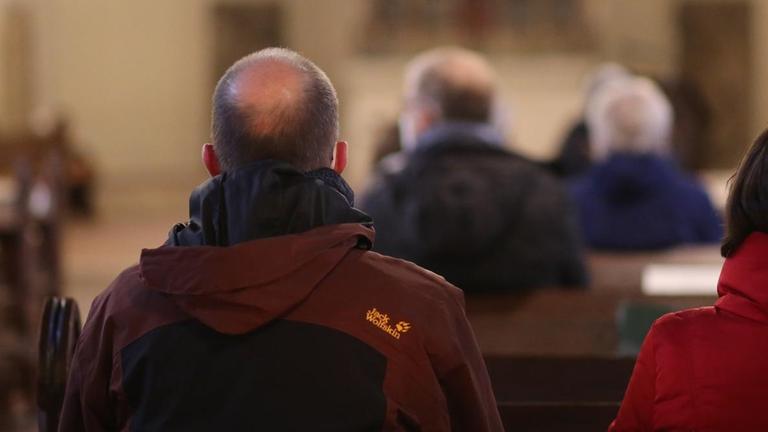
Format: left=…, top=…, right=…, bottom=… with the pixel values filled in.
left=202, top=143, right=222, bottom=177
left=417, top=105, right=439, bottom=137
left=332, top=141, right=348, bottom=174
left=401, top=103, right=439, bottom=150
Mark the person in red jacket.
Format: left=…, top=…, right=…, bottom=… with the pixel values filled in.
left=58, top=48, right=503, bottom=431
left=610, top=129, right=768, bottom=431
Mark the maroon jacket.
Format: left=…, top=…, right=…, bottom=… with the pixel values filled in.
left=610, top=232, right=768, bottom=431
left=59, top=161, right=502, bottom=431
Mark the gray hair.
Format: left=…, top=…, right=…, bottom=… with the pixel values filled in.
left=403, top=47, right=498, bottom=124
left=583, top=62, right=631, bottom=102
left=211, top=47, right=339, bottom=172
left=587, top=77, right=673, bottom=160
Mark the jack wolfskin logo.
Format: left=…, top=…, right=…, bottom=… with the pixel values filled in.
left=366, top=308, right=411, bottom=340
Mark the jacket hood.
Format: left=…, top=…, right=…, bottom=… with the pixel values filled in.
left=140, top=224, right=372, bottom=334
left=717, top=232, right=768, bottom=322
left=140, top=160, right=374, bottom=334
left=591, top=153, right=676, bottom=203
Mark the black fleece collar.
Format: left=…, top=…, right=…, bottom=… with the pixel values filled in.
left=305, top=167, right=356, bottom=206
left=168, top=160, right=372, bottom=247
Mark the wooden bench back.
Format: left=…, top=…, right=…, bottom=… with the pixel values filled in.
left=485, top=355, right=636, bottom=403
left=498, top=402, right=618, bottom=432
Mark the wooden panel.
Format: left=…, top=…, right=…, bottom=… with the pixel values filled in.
left=486, top=356, right=635, bottom=403
left=360, top=0, right=594, bottom=54
left=467, top=290, right=714, bottom=356
left=467, top=291, right=620, bottom=356
left=678, top=1, right=753, bottom=168
left=498, top=402, right=618, bottom=432
left=588, top=245, right=723, bottom=293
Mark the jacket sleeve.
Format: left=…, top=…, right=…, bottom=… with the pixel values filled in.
left=58, top=293, right=116, bottom=432
left=609, top=324, right=659, bottom=431
left=433, top=287, right=504, bottom=431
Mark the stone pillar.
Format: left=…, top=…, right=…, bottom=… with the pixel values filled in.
left=0, top=1, right=34, bottom=132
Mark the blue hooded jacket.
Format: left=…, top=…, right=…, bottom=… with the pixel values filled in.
left=569, top=153, right=722, bottom=250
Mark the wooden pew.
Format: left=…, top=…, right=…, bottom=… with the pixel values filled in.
left=0, top=122, right=95, bottom=217
left=470, top=249, right=720, bottom=431
left=485, top=355, right=635, bottom=403
left=0, top=160, right=38, bottom=335
left=588, top=246, right=723, bottom=294
left=498, top=402, right=619, bottom=432
left=0, top=332, right=34, bottom=431
left=0, top=151, right=65, bottom=337
left=37, top=297, right=81, bottom=432
left=486, top=355, right=634, bottom=431
left=467, top=290, right=714, bottom=356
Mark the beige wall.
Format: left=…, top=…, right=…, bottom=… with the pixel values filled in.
left=10, top=0, right=768, bottom=192
left=596, top=0, right=767, bottom=142
left=26, top=0, right=369, bottom=186
left=32, top=0, right=211, bottom=182
left=595, top=0, right=678, bottom=76
left=344, top=54, right=599, bottom=189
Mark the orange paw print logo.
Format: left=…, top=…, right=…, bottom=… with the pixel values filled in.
left=366, top=308, right=412, bottom=340
left=395, top=321, right=411, bottom=333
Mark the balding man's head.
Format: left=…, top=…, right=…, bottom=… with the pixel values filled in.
left=400, top=47, right=498, bottom=149
left=404, top=47, right=497, bottom=120
left=211, top=48, right=338, bottom=172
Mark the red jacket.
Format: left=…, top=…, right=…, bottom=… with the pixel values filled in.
left=610, top=232, right=768, bottom=431
left=59, top=224, right=503, bottom=431
left=58, top=160, right=502, bottom=432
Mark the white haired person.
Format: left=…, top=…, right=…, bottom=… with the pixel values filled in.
left=569, top=77, right=721, bottom=250
left=550, top=63, right=631, bottom=177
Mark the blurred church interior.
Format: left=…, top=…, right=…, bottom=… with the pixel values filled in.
left=2, top=0, right=768, bottom=430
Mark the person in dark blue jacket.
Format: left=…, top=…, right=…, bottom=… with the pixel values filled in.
left=569, top=76, right=722, bottom=250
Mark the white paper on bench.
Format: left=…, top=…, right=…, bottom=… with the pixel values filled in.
left=641, top=264, right=722, bottom=296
